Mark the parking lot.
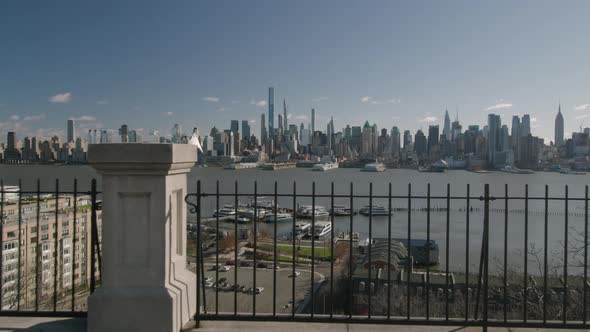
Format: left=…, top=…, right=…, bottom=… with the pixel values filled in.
left=202, top=263, right=324, bottom=315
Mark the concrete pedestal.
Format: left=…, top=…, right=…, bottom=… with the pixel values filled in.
left=87, top=144, right=197, bottom=332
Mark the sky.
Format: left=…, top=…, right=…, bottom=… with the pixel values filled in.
left=1, top=0, right=590, bottom=143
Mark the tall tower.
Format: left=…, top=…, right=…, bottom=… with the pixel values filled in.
left=487, top=114, right=501, bottom=167
left=283, top=99, right=288, bottom=132
left=67, top=119, right=75, bottom=143
left=268, top=87, right=274, bottom=137
left=261, top=113, right=267, bottom=145
left=555, top=103, right=564, bottom=147
left=311, top=108, right=315, bottom=134
left=443, top=110, right=451, bottom=140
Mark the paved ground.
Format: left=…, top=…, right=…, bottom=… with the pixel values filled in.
left=0, top=317, right=585, bottom=331
left=202, top=263, right=324, bottom=314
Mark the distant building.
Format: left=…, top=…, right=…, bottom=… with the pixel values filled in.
left=555, top=103, right=564, bottom=147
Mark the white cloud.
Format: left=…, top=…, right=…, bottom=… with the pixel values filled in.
left=216, top=107, right=230, bottom=112
left=23, top=114, right=46, bottom=121
left=530, top=117, right=537, bottom=122
left=419, top=116, right=437, bottom=123
left=484, top=103, right=513, bottom=111
left=362, top=96, right=401, bottom=105
left=97, top=100, right=108, bottom=105
left=72, top=116, right=96, bottom=121
left=10, top=115, right=19, bottom=121
left=312, top=96, right=328, bottom=102
left=163, top=111, right=174, bottom=116
left=255, top=100, right=267, bottom=107
left=574, top=104, right=589, bottom=111
left=248, top=119, right=256, bottom=124
left=49, top=92, right=72, bottom=103
left=203, top=96, right=220, bottom=102
left=575, top=114, right=590, bottom=120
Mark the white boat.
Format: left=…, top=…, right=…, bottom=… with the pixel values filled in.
left=362, top=163, right=386, bottom=172
left=359, top=205, right=392, bottom=216
left=248, top=197, right=276, bottom=209
left=263, top=213, right=294, bottom=223
left=312, top=163, right=339, bottom=171
left=330, top=205, right=357, bottom=216
left=297, top=206, right=329, bottom=218
left=213, top=206, right=237, bottom=217
left=308, top=221, right=332, bottom=239
left=295, top=222, right=311, bottom=234
left=224, top=162, right=258, bottom=170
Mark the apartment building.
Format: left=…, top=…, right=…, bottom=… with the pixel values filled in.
left=0, top=193, right=102, bottom=310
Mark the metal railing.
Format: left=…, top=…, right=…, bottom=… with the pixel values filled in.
left=186, top=181, right=590, bottom=330
left=0, top=179, right=102, bottom=317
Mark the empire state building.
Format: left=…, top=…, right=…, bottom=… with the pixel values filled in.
left=555, top=103, right=564, bottom=147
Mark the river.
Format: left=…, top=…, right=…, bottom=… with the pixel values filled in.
left=2, top=164, right=589, bottom=274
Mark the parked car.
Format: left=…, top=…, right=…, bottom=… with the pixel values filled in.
left=240, top=261, right=251, bottom=267
left=226, top=260, right=235, bottom=266
left=257, top=262, right=268, bottom=268
left=288, top=271, right=301, bottom=278
left=255, top=287, right=264, bottom=294
left=219, top=266, right=231, bottom=272
left=270, top=264, right=280, bottom=270
left=205, top=277, right=213, bottom=283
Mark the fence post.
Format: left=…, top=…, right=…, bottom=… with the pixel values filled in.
left=87, top=143, right=197, bottom=332
left=483, top=184, right=490, bottom=332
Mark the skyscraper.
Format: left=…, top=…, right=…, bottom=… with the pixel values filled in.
left=261, top=113, right=267, bottom=145
left=487, top=114, right=501, bottom=166
left=67, top=119, right=75, bottom=143
left=427, top=125, right=439, bottom=153
left=241, top=120, right=251, bottom=141
left=311, top=108, right=315, bottom=134
left=511, top=115, right=520, bottom=149
left=443, top=110, right=451, bottom=140
left=555, top=103, right=564, bottom=147
left=403, top=130, right=412, bottom=148
left=230, top=120, right=239, bottom=135
left=521, top=114, right=531, bottom=137
left=268, top=87, right=274, bottom=137
left=283, top=99, right=288, bottom=131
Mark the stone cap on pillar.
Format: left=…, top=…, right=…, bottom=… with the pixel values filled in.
left=88, top=143, right=198, bottom=175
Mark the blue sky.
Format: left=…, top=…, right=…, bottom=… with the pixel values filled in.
left=1, top=0, right=590, bottom=143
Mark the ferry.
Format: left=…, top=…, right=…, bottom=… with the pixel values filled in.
left=312, top=162, right=339, bottom=171
left=330, top=205, right=357, bottom=216
left=309, top=221, right=332, bottom=239
left=263, top=213, right=294, bottom=223
left=237, top=208, right=266, bottom=220
left=362, top=163, right=386, bottom=172
left=359, top=205, right=393, bottom=216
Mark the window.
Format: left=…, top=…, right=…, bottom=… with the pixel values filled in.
left=6, top=231, right=16, bottom=238
left=3, top=242, right=16, bottom=250
left=30, top=237, right=37, bottom=244
left=30, top=226, right=37, bottom=234
left=41, top=224, right=49, bottom=231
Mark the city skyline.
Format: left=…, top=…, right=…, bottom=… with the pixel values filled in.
left=2, top=1, right=590, bottom=143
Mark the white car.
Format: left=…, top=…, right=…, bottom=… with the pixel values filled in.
left=219, top=266, right=231, bottom=272
left=270, top=264, right=280, bottom=270
left=205, top=281, right=214, bottom=288
left=255, top=287, right=264, bottom=294
left=205, top=277, right=213, bottom=283
left=289, top=271, right=301, bottom=278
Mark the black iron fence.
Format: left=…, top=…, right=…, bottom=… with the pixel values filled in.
left=0, top=179, right=102, bottom=317
left=186, top=180, right=590, bottom=330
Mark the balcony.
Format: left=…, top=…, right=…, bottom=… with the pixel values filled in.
left=0, top=143, right=589, bottom=331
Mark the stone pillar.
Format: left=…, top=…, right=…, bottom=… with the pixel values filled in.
left=87, top=144, right=197, bottom=332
